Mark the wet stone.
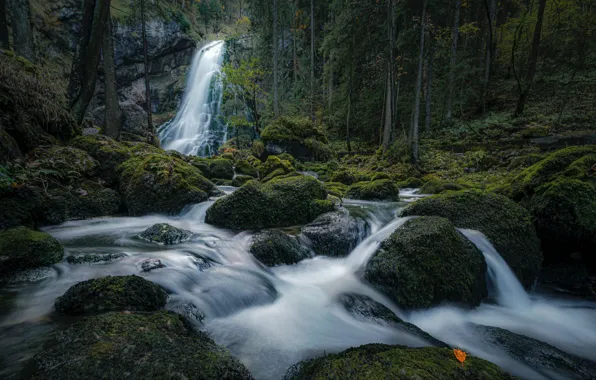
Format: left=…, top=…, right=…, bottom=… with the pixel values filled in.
left=66, top=252, right=126, bottom=265
left=141, top=258, right=166, bottom=272
left=138, top=223, right=193, bottom=245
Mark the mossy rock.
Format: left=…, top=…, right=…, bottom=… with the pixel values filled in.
left=209, top=158, right=234, bottom=180
left=187, top=157, right=211, bottom=177
left=277, top=153, right=297, bottom=166
left=28, top=145, right=98, bottom=181
left=30, top=310, right=253, bottom=380
left=259, top=155, right=295, bottom=179
left=323, top=182, right=348, bottom=198
left=401, top=190, right=543, bottom=288
left=235, top=159, right=259, bottom=178
left=119, top=153, right=216, bottom=216
left=138, top=223, right=193, bottom=245
left=0, top=186, right=42, bottom=230
left=284, top=344, right=513, bottom=380
left=371, top=172, right=390, bottom=181
left=232, top=175, right=254, bottom=187
left=249, top=230, right=310, bottom=266
left=365, top=217, right=487, bottom=309
left=54, top=275, right=167, bottom=315
left=0, top=227, right=64, bottom=273
left=346, top=179, right=400, bottom=201
left=329, top=170, right=358, bottom=185
left=301, top=209, right=369, bottom=257
left=205, top=176, right=334, bottom=230
left=261, top=117, right=331, bottom=162
left=419, top=179, right=465, bottom=195
left=396, top=177, right=424, bottom=189
left=66, top=252, right=126, bottom=265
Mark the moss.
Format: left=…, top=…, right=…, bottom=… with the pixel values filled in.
left=187, top=156, right=211, bottom=177
left=209, top=158, right=234, bottom=180
left=0, top=227, right=63, bottom=273
left=396, top=177, right=424, bottom=188
left=205, top=176, right=334, bottom=230
left=277, top=153, right=297, bottom=166
left=323, top=182, right=348, bottom=198
left=0, top=186, right=42, bottom=229
left=259, top=155, right=295, bottom=179
left=563, top=154, right=596, bottom=181
left=419, top=179, right=465, bottom=195
left=507, top=153, right=546, bottom=170
left=30, top=311, right=253, bottom=380
left=231, top=175, right=254, bottom=187
left=249, top=230, right=310, bottom=266
left=54, top=275, right=167, bottom=315
left=260, top=117, right=332, bottom=162
left=285, top=344, right=513, bottom=380
left=235, top=159, right=259, bottom=177
left=401, top=190, right=542, bottom=288
left=370, top=172, right=390, bottom=181
left=365, top=217, right=487, bottom=309
left=346, top=179, right=400, bottom=201
left=119, top=153, right=216, bottom=216
left=69, top=135, right=129, bottom=185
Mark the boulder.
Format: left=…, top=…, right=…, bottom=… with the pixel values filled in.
left=284, top=344, right=513, bottom=380
left=0, top=186, right=42, bottom=230
left=119, top=153, right=217, bottom=216
left=401, top=190, right=543, bottom=288
left=66, top=252, right=126, bottom=265
left=365, top=217, right=487, bottom=309
left=141, top=258, right=166, bottom=272
left=28, top=145, right=98, bottom=181
left=419, top=179, right=465, bottom=194
left=209, top=158, right=234, bottom=180
left=30, top=311, right=253, bottom=380
left=54, top=275, right=167, bottom=315
left=258, top=155, right=295, bottom=179
left=250, top=230, right=310, bottom=266
left=138, top=223, right=193, bottom=245
left=261, top=117, right=332, bottom=162
left=235, top=159, right=259, bottom=178
left=396, top=177, right=424, bottom=189
left=346, top=179, right=400, bottom=201
left=205, top=176, right=334, bottom=230
left=232, top=175, right=254, bottom=187
left=0, top=227, right=64, bottom=273
left=301, top=209, right=369, bottom=257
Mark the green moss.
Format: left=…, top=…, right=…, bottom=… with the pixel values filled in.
left=209, top=158, right=234, bottom=180
left=0, top=227, right=63, bottom=273
left=119, top=153, right=216, bottom=216
left=0, top=186, right=42, bottom=229
left=371, top=172, right=390, bottom=181
left=205, top=176, right=334, bottom=230
left=27, top=145, right=97, bottom=182
left=235, top=159, right=259, bottom=177
left=54, top=275, right=167, bottom=315
left=396, top=177, right=424, bottom=188
left=260, top=117, right=332, bottom=162
left=187, top=157, right=211, bottom=177
left=249, top=230, right=310, bottom=266
left=346, top=179, right=400, bottom=201
left=323, top=182, right=348, bottom=198
left=232, top=175, right=255, bottom=187
left=365, top=217, right=487, bottom=309
left=419, top=179, right=465, bottom=195
left=259, top=155, right=295, bottom=179
left=401, top=190, right=543, bottom=288
left=285, top=344, right=513, bottom=380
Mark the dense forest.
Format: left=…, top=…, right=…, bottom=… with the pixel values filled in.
left=1, top=0, right=596, bottom=379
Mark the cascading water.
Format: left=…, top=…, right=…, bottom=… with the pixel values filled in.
left=158, top=41, right=227, bottom=156
left=1, top=195, right=596, bottom=379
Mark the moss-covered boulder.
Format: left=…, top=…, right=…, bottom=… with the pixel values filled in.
left=232, top=175, right=255, bottom=187
left=209, top=158, right=234, bottom=180
left=365, top=217, right=487, bottom=309
left=249, top=230, right=310, bottom=266
left=205, top=176, right=334, bottom=230
left=119, top=153, right=216, bottom=216
left=235, top=159, right=259, bottom=178
left=261, top=117, right=332, bottom=161
left=0, top=186, right=42, bottom=230
left=396, top=177, right=424, bottom=189
left=0, top=227, right=64, bottom=273
left=301, top=209, right=369, bottom=257
left=259, top=155, right=295, bottom=179
left=284, top=344, right=513, bottom=380
left=54, top=275, right=167, bottom=315
left=187, top=156, right=211, bottom=177
left=346, top=179, right=400, bottom=201
left=66, top=252, right=126, bottom=265
left=28, top=145, right=98, bottom=181
left=401, top=190, right=542, bottom=288
left=30, top=310, right=253, bottom=380
left=419, top=179, right=465, bottom=194
left=138, top=223, right=193, bottom=245
left=323, top=182, right=348, bottom=198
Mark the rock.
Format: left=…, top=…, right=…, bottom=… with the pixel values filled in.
left=284, top=344, right=513, bottom=380
left=30, top=311, right=253, bottom=380
left=539, top=263, right=595, bottom=297
left=261, top=117, right=332, bottom=162
left=474, top=325, right=596, bottom=379
left=365, top=217, right=487, bottom=309
left=1, top=266, right=55, bottom=284
left=258, top=155, right=295, bottom=179
left=54, top=275, right=167, bottom=315
left=301, top=209, right=369, bottom=257
left=401, top=190, right=543, bottom=288
left=0, top=227, right=64, bottom=273
left=66, top=252, right=126, bottom=265
left=119, top=153, right=217, bottom=216
left=28, top=145, right=98, bottom=181
left=141, top=258, right=166, bottom=272
left=138, top=223, right=193, bottom=245
left=340, top=294, right=447, bottom=348
left=323, top=182, right=348, bottom=198
left=187, top=156, right=211, bottom=177
left=396, top=177, right=424, bottom=189
left=249, top=230, right=310, bottom=266
left=210, top=158, right=234, bottom=180
left=235, top=159, right=259, bottom=178
left=232, top=175, right=255, bottom=187
left=346, top=179, right=400, bottom=201
left=0, top=186, right=42, bottom=230
left=419, top=179, right=465, bottom=194
left=205, top=176, right=334, bottom=230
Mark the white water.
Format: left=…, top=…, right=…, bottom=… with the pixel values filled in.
left=1, top=196, right=596, bottom=379
left=158, top=41, right=226, bottom=156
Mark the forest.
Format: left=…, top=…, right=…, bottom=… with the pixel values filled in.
left=0, top=0, right=596, bottom=379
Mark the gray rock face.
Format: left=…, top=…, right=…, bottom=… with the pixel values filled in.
left=249, top=230, right=311, bottom=266
left=301, top=209, right=369, bottom=257
left=139, top=224, right=193, bottom=245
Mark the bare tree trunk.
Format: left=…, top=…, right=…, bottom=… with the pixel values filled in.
left=515, top=0, right=547, bottom=116
left=68, top=0, right=111, bottom=125
left=292, top=0, right=297, bottom=87
left=272, top=0, right=279, bottom=117
left=140, top=0, right=153, bottom=133
left=445, top=0, right=460, bottom=123
left=481, top=0, right=496, bottom=115
left=102, top=15, right=122, bottom=138
left=425, top=45, right=434, bottom=132
left=310, top=0, right=315, bottom=123
left=410, top=0, right=427, bottom=164
left=10, top=0, right=35, bottom=61
left=0, top=0, right=9, bottom=49
left=382, top=66, right=392, bottom=149
left=382, top=0, right=395, bottom=150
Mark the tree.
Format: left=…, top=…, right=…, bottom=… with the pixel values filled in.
left=9, top=0, right=35, bottom=61
left=425, top=44, right=434, bottom=132
left=481, top=0, right=496, bottom=114
left=102, top=15, right=122, bottom=138
left=310, top=0, right=315, bottom=123
left=0, top=0, right=9, bottom=49
left=445, top=0, right=461, bottom=124
left=410, top=0, right=427, bottom=164
left=381, top=0, right=396, bottom=150
left=272, top=0, right=279, bottom=117
left=140, top=0, right=153, bottom=133
left=68, top=0, right=111, bottom=125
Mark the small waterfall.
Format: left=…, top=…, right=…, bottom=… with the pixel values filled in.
left=158, top=40, right=226, bottom=156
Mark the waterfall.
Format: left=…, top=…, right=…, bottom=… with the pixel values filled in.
left=158, top=40, right=227, bottom=156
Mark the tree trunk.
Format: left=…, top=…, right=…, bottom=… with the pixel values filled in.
left=310, top=0, right=315, bottom=123
left=410, top=0, right=427, bottom=164
left=382, top=0, right=395, bottom=150
left=445, top=0, right=460, bottom=123
left=272, top=0, right=279, bottom=117
left=515, top=0, right=547, bottom=116
left=102, top=15, right=122, bottom=138
left=481, top=0, right=496, bottom=115
left=140, top=0, right=153, bottom=133
left=68, top=0, right=111, bottom=126
left=292, top=0, right=297, bottom=87
left=425, top=45, right=434, bottom=132
left=10, top=0, right=35, bottom=61
left=0, top=0, right=9, bottom=49
left=382, top=65, right=392, bottom=149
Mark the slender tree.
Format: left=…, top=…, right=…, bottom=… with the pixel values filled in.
left=310, top=0, right=315, bottom=123
left=410, top=0, right=427, bottom=163
left=481, top=0, right=496, bottom=114
left=10, top=0, right=35, bottom=61
left=140, top=0, right=153, bottom=133
left=0, top=0, right=9, bottom=49
left=425, top=44, right=434, bottom=132
left=445, top=0, right=461, bottom=123
left=272, top=0, right=279, bottom=117
left=102, top=15, right=122, bottom=138
left=381, top=0, right=395, bottom=150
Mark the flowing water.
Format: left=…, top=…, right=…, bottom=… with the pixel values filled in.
left=158, top=41, right=227, bottom=156
left=1, top=193, right=596, bottom=379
